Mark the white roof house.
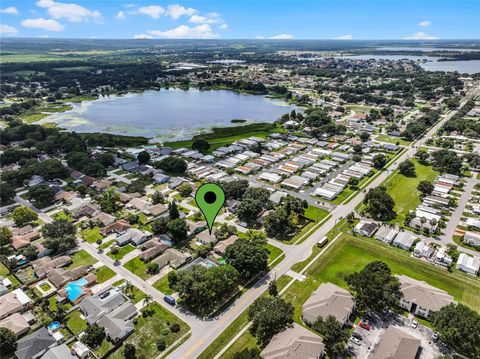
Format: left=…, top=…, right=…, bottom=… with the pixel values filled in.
left=456, top=253, right=480, bottom=276
left=464, top=231, right=480, bottom=246
left=393, top=232, right=417, bottom=250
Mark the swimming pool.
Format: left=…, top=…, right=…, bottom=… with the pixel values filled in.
left=48, top=321, right=60, bottom=331
left=65, top=278, right=88, bottom=301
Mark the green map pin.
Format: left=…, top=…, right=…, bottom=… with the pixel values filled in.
left=195, top=183, right=225, bottom=235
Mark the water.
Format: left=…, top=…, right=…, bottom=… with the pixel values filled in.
left=419, top=60, right=480, bottom=74
left=48, top=321, right=60, bottom=331
left=40, top=89, right=297, bottom=141
left=341, top=55, right=439, bottom=61
left=65, top=278, right=88, bottom=301
left=376, top=47, right=480, bottom=52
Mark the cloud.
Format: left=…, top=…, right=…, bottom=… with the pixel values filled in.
left=335, top=34, right=352, bottom=40
left=189, top=12, right=223, bottom=24
left=146, top=24, right=218, bottom=39
left=219, top=23, right=228, bottom=30
left=0, top=24, right=18, bottom=34
left=403, top=31, right=438, bottom=40
left=269, top=33, right=293, bottom=39
left=138, top=5, right=165, bottom=19
left=21, top=17, right=64, bottom=31
left=0, top=7, right=19, bottom=15
left=134, top=33, right=153, bottom=39
left=166, top=4, right=197, bottom=19
left=419, top=20, right=431, bottom=27
left=36, top=0, right=101, bottom=22
left=115, top=11, right=126, bottom=20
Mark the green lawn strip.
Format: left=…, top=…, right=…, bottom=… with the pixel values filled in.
left=386, top=159, right=439, bottom=225
left=304, top=205, right=329, bottom=222
left=108, top=303, right=190, bottom=359
left=123, top=257, right=149, bottom=280
left=100, top=239, right=115, bottom=249
left=376, top=134, right=411, bottom=146
left=65, top=309, right=88, bottom=335
left=197, top=275, right=292, bottom=359
left=108, top=244, right=136, bottom=260
left=153, top=275, right=174, bottom=295
left=65, top=250, right=97, bottom=269
left=94, top=266, right=116, bottom=283
left=286, top=213, right=332, bottom=245
left=265, top=243, right=283, bottom=264
left=81, top=227, right=103, bottom=244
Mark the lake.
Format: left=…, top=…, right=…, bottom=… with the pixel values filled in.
left=40, top=89, right=297, bottom=141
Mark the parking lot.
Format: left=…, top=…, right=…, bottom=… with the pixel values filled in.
left=348, top=312, right=448, bottom=358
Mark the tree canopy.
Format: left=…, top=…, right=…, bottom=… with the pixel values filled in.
left=224, top=238, right=268, bottom=280
left=363, top=186, right=396, bottom=221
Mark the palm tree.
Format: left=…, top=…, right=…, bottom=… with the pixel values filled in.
left=143, top=294, right=153, bottom=315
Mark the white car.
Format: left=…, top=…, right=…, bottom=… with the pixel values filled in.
left=350, top=337, right=361, bottom=346
left=411, top=320, right=418, bottom=329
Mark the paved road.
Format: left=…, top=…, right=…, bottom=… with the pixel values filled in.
left=166, top=85, right=480, bottom=359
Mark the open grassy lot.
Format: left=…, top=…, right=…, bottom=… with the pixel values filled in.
left=65, top=250, right=97, bottom=269
left=109, top=303, right=190, bottom=359
left=304, top=205, right=329, bottom=222
left=94, top=266, right=116, bottom=283
left=376, top=134, right=411, bottom=146
left=81, top=227, right=103, bottom=244
left=386, top=159, right=439, bottom=225
left=123, top=257, right=149, bottom=280
left=65, top=309, right=88, bottom=335
left=53, top=210, right=72, bottom=221
left=153, top=275, right=175, bottom=295
left=108, top=244, right=136, bottom=260
left=197, top=275, right=292, bottom=359
left=99, top=239, right=115, bottom=249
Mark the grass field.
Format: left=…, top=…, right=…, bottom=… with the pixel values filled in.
left=94, top=266, right=116, bottom=283
left=108, top=244, right=136, bottom=260
left=386, top=160, right=439, bottom=225
left=109, top=303, right=190, bottom=359
left=153, top=275, right=175, bottom=295
left=376, top=134, right=411, bottom=146
left=65, top=309, right=88, bottom=334
left=66, top=250, right=97, bottom=269
left=123, top=257, right=149, bottom=280
left=81, top=227, right=103, bottom=244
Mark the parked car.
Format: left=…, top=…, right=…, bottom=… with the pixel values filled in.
left=350, top=337, right=361, bottom=346
left=432, top=331, right=439, bottom=340
left=411, top=320, right=418, bottom=329
left=359, top=320, right=371, bottom=331
left=164, top=295, right=176, bottom=306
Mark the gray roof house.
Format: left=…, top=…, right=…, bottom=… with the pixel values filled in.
left=302, top=282, right=355, bottom=326
left=260, top=323, right=325, bottom=359
left=14, top=327, right=57, bottom=359
left=372, top=326, right=421, bottom=359
left=97, top=302, right=136, bottom=342
left=116, top=228, right=151, bottom=246
left=393, top=232, right=417, bottom=250
left=42, top=344, right=77, bottom=359
left=153, top=248, right=191, bottom=269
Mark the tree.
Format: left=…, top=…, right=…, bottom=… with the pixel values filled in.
left=147, top=262, right=159, bottom=274
left=431, top=149, right=463, bottom=175
left=137, top=150, right=150, bottom=165
left=263, top=208, right=291, bottom=239
left=237, top=198, right=263, bottom=224
left=124, top=343, right=136, bottom=359
left=0, top=327, right=16, bottom=354
left=168, top=201, right=180, bottom=220
left=167, top=218, right=188, bottom=242
left=178, top=183, right=193, bottom=197
left=224, top=238, right=268, bottom=280
left=398, top=160, right=416, bottom=176
left=151, top=191, right=165, bottom=205
left=268, top=279, right=278, bottom=297
left=415, top=148, right=430, bottom=164
left=353, top=144, right=363, bottom=154
left=154, top=157, right=187, bottom=174
left=19, top=244, right=38, bottom=260
left=0, top=226, right=12, bottom=246
left=312, top=315, right=349, bottom=358
left=12, top=206, right=38, bottom=226
left=42, top=218, right=75, bottom=238
left=214, top=223, right=237, bottom=241
left=191, top=139, right=211, bottom=154
left=244, top=229, right=267, bottom=244
left=126, top=179, right=146, bottom=195
left=417, top=180, right=434, bottom=196
left=372, top=154, right=387, bottom=169
left=346, top=261, right=400, bottom=312
left=360, top=132, right=370, bottom=142
left=99, top=188, right=120, bottom=214
left=44, top=235, right=76, bottom=254
left=363, top=186, right=396, bottom=221
left=172, top=265, right=239, bottom=316
left=248, top=297, right=293, bottom=347
left=82, top=323, right=106, bottom=348
left=156, top=339, right=166, bottom=351
left=432, top=303, right=480, bottom=358
left=222, top=180, right=249, bottom=199
left=27, top=184, right=54, bottom=207
left=151, top=217, right=169, bottom=235
left=0, top=182, right=15, bottom=204
left=348, top=177, right=359, bottom=188
left=352, top=154, right=362, bottom=162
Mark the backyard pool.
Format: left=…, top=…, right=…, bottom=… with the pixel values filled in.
left=65, top=278, right=88, bottom=301
left=48, top=321, right=60, bottom=331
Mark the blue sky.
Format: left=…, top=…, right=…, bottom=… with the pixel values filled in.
left=1, top=0, right=479, bottom=40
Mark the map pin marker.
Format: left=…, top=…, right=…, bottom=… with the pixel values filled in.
left=195, top=183, right=225, bottom=235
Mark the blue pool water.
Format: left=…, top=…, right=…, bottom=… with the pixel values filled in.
left=48, top=321, right=60, bottom=331
left=65, top=278, right=88, bottom=301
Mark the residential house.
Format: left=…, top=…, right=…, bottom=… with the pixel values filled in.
left=464, top=231, right=480, bottom=246
left=32, top=256, right=72, bottom=278
left=456, top=253, right=480, bottom=276
left=195, top=230, right=218, bottom=245
left=0, top=289, right=32, bottom=319
left=372, top=326, right=421, bottom=359
left=0, top=312, right=30, bottom=336
left=413, top=241, right=435, bottom=258
left=90, top=212, right=116, bottom=227
left=140, top=243, right=170, bottom=262
left=354, top=220, right=378, bottom=237
left=398, top=275, right=455, bottom=318
left=213, top=235, right=239, bottom=255
left=14, top=327, right=59, bottom=359
left=42, top=344, right=77, bottom=359
left=260, top=322, right=325, bottom=359
left=115, top=228, right=151, bottom=246
left=48, top=266, right=88, bottom=289
left=374, top=225, right=399, bottom=244
left=152, top=249, right=191, bottom=269
left=100, top=220, right=131, bottom=236
left=302, top=282, right=355, bottom=326
left=393, top=232, right=417, bottom=250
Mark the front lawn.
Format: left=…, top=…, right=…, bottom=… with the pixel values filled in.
left=123, top=257, right=149, bottom=280
left=65, top=250, right=97, bottom=269
left=304, top=205, right=329, bottom=222
left=108, top=244, right=136, bottom=260
left=109, top=303, right=190, bottom=359
left=386, top=160, right=439, bottom=225
left=153, top=275, right=174, bottom=295
left=376, top=134, right=411, bottom=146
left=81, top=227, right=103, bottom=244
left=94, top=266, right=116, bottom=283
left=265, top=243, right=283, bottom=264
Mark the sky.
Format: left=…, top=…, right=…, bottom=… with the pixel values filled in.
left=0, top=0, right=479, bottom=40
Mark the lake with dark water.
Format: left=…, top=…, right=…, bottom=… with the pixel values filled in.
left=40, top=89, right=298, bottom=141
